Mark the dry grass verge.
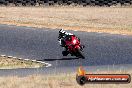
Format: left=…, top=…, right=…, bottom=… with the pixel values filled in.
left=0, top=70, right=131, bottom=88
left=0, top=56, right=45, bottom=69
left=0, top=7, right=132, bottom=35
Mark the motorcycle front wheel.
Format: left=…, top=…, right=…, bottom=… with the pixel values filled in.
left=76, top=48, right=85, bottom=59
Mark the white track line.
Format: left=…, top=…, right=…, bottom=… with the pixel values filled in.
left=40, top=61, right=45, bottom=63
left=24, top=59, right=30, bottom=61
left=46, top=63, right=52, bottom=67
left=18, top=58, right=23, bottom=60
left=12, top=57, right=17, bottom=59
left=7, top=56, right=13, bottom=58
left=31, top=60, right=37, bottom=62
left=36, top=61, right=43, bottom=63
left=1, top=55, right=6, bottom=57
left=0, top=55, right=52, bottom=67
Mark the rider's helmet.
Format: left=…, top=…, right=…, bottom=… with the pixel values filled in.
left=59, top=29, right=66, bottom=37
left=59, top=29, right=65, bottom=34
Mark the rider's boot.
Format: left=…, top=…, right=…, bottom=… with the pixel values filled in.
left=62, top=47, right=69, bottom=56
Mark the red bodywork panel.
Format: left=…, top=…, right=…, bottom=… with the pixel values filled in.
left=65, top=35, right=81, bottom=53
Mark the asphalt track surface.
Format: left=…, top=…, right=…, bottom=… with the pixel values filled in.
left=0, top=24, right=132, bottom=76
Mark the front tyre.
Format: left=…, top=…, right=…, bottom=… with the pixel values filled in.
left=76, top=48, right=85, bottom=59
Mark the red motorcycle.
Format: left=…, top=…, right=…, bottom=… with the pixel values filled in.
left=62, top=35, right=85, bottom=59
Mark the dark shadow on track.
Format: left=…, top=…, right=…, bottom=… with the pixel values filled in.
left=42, top=57, right=79, bottom=61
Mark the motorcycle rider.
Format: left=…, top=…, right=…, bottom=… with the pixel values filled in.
left=58, top=29, right=81, bottom=56
left=58, top=29, right=80, bottom=46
